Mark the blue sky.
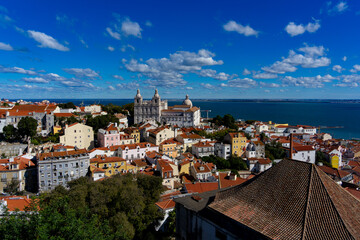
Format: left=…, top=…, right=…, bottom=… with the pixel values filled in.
left=0, top=0, right=360, bottom=99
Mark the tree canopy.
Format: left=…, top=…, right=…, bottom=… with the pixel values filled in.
left=265, top=141, right=286, bottom=160
left=86, top=114, right=119, bottom=133
left=57, top=102, right=77, bottom=109
left=3, top=125, right=17, bottom=141
left=0, top=173, right=164, bottom=240
left=202, top=155, right=248, bottom=171
left=211, top=114, right=238, bottom=130
left=17, top=117, right=38, bottom=139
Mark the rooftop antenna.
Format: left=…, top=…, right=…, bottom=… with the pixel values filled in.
left=200, top=110, right=211, bottom=119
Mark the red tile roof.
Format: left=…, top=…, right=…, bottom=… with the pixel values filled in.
left=106, top=123, right=118, bottom=132
left=208, top=159, right=360, bottom=239
left=38, top=149, right=88, bottom=161
left=0, top=196, right=33, bottom=211
left=192, top=141, right=213, bottom=148
left=158, top=159, right=173, bottom=172
left=54, top=113, right=75, bottom=118
left=132, top=159, right=148, bottom=168
left=118, top=142, right=156, bottom=150
left=155, top=199, right=176, bottom=210
left=192, top=162, right=211, bottom=173
left=345, top=187, right=360, bottom=200
left=90, top=156, right=125, bottom=164
left=218, top=172, right=247, bottom=189
left=184, top=182, right=218, bottom=193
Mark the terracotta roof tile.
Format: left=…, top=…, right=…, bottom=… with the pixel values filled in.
left=184, top=182, right=218, bottom=193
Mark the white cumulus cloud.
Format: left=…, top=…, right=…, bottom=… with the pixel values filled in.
left=63, top=68, right=100, bottom=79
left=22, top=77, right=49, bottom=83
left=106, top=27, right=121, bottom=40
left=121, top=18, right=142, bottom=38
left=262, top=45, right=330, bottom=74
left=223, top=20, right=259, bottom=37
left=332, top=65, right=344, bottom=73
left=27, top=30, right=69, bottom=51
left=0, top=65, right=36, bottom=75
left=0, top=42, right=13, bottom=51
left=124, top=49, right=223, bottom=87
left=113, top=75, right=124, bottom=80
left=285, top=20, right=320, bottom=37
left=227, top=78, right=258, bottom=88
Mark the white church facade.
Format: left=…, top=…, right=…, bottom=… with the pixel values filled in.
left=134, top=89, right=200, bottom=127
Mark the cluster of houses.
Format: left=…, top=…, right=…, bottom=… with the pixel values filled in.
left=0, top=94, right=360, bottom=237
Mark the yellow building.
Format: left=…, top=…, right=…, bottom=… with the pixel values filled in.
left=60, top=123, right=94, bottom=150
left=179, top=160, right=192, bottom=175
left=159, top=138, right=181, bottom=159
left=273, top=123, right=289, bottom=127
left=90, top=156, right=136, bottom=176
left=124, top=128, right=140, bottom=143
left=224, top=132, right=247, bottom=157
left=53, top=125, right=62, bottom=134
left=330, top=155, right=340, bottom=169
left=148, top=126, right=176, bottom=146
left=0, top=156, right=37, bottom=193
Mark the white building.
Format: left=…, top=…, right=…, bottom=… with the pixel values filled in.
left=192, top=141, right=215, bottom=158
left=134, top=90, right=200, bottom=127
left=290, top=145, right=316, bottom=164
left=60, top=123, right=94, bottom=150
left=160, top=95, right=201, bottom=127
left=247, top=158, right=272, bottom=173
left=117, top=142, right=159, bottom=162
left=214, top=142, right=231, bottom=159
left=190, top=162, right=213, bottom=181
left=134, top=89, right=168, bottom=124
left=255, top=124, right=268, bottom=133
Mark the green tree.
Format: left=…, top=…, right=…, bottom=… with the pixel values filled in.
left=17, top=117, right=37, bottom=140
left=245, top=120, right=256, bottom=124
left=0, top=174, right=164, bottom=239
left=86, top=114, right=119, bottom=133
left=6, top=179, right=20, bottom=195
left=211, top=114, right=238, bottom=130
left=66, top=116, right=80, bottom=125
left=316, top=151, right=332, bottom=167
left=58, top=102, right=77, bottom=109
left=3, top=125, right=18, bottom=141
left=265, top=141, right=286, bottom=160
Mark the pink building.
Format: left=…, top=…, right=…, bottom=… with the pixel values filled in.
left=97, top=123, right=121, bottom=147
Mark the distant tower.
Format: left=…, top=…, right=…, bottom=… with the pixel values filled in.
left=152, top=89, right=161, bottom=122
left=134, top=89, right=143, bottom=123
left=134, top=89, right=143, bottom=104
left=134, top=89, right=168, bottom=124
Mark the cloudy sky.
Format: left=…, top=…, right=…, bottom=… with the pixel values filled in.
left=0, top=0, right=360, bottom=99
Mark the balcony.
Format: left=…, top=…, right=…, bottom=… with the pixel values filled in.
left=1, top=178, right=7, bottom=182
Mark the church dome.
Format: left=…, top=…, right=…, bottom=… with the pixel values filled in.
left=183, top=94, right=193, bottom=107
left=135, top=89, right=142, bottom=98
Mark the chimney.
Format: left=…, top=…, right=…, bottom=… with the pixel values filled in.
left=290, top=133, right=294, bottom=159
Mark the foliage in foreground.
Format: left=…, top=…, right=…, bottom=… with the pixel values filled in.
left=0, top=173, right=164, bottom=240
left=3, top=117, right=38, bottom=142
left=211, top=114, right=238, bottom=130
left=202, top=155, right=248, bottom=171
left=265, top=141, right=286, bottom=160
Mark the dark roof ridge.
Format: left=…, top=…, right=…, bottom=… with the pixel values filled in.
left=313, top=166, right=359, bottom=238
left=300, top=164, right=314, bottom=240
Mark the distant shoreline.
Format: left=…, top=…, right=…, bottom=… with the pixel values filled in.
left=8, top=99, right=360, bottom=104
